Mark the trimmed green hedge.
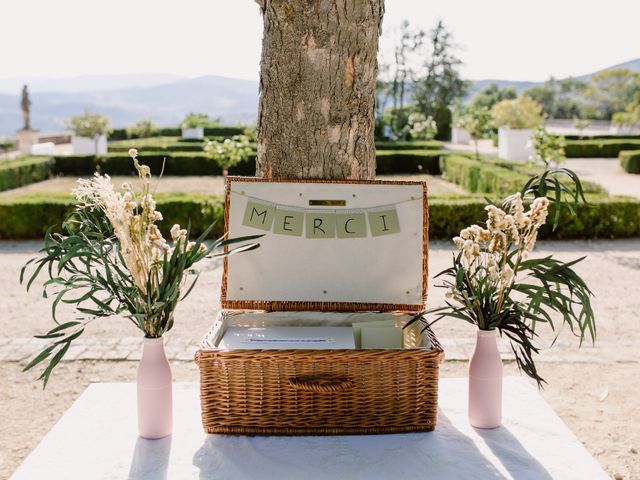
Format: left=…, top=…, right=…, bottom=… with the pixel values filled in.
left=565, top=134, right=640, bottom=141
left=108, top=136, right=213, bottom=153
left=0, top=157, right=53, bottom=192
left=376, top=150, right=447, bottom=175
left=109, top=126, right=245, bottom=141
left=375, top=141, right=442, bottom=151
left=157, top=126, right=245, bottom=138
left=440, top=156, right=530, bottom=195
left=52, top=152, right=256, bottom=177
left=51, top=150, right=452, bottom=177
left=565, top=139, right=640, bottom=158
left=0, top=194, right=226, bottom=239
left=485, top=159, right=607, bottom=195
left=429, top=196, right=640, bottom=240
left=0, top=141, right=15, bottom=151
left=1, top=194, right=637, bottom=240
left=441, top=155, right=608, bottom=196
left=620, top=150, right=640, bottom=174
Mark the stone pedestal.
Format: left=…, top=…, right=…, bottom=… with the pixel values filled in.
left=16, top=129, right=39, bottom=155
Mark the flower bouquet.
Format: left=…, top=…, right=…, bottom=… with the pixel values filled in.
left=20, top=149, right=261, bottom=437
left=410, top=169, right=596, bottom=427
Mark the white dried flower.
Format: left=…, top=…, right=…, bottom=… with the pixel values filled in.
left=500, top=264, right=515, bottom=287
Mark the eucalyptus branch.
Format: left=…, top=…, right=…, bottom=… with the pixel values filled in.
left=21, top=150, right=262, bottom=386
left=421, top=172, right=595, bottom=387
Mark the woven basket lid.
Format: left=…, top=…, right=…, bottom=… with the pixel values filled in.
left=221, top=177, right=428, bottom=312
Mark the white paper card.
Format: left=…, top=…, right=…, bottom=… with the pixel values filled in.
left=219, top=327, right=356, bottom=350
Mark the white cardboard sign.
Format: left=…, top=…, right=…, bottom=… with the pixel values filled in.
left=224, top=178, right=427, bottom=308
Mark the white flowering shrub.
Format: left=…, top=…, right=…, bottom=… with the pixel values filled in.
left=204, top=135, right=253, bottom=176
left=406, top=112, right=438, bottom=140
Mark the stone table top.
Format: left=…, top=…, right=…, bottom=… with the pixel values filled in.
left=11, top=377, right=607, bottom=480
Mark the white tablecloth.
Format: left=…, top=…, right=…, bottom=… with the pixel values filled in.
left=11, top=377, right=608, bottom=480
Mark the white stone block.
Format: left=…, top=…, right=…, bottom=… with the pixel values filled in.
left=30, top=142, right=56, bottom=155
left=498, top=127, right=534, bottom=161
left=452, top=127, right=471, bottom=144
left=71, top=135, right=108, bottom=155
left=181, top=127, right=204, bottom=140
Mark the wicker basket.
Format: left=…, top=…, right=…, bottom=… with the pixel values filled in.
left=196, top=177, right=444, bottom=435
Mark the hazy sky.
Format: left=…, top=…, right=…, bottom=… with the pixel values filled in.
left=1, top=0, right=638, bottom=82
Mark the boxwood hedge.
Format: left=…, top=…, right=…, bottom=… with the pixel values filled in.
left=565, top=139, right=640, bottom=158
left=0, top=156, right=53, bottom=192
left=0, top=194, right=226, bottom=239
left=50, top=150, right=451, bottom=177
left=109, top=126, right=245, bottom=141
left=441, top=155, right=607, bottom=196
left=565, top=134, right=640, bottom=141
left=440, top=156, right=530, bottom=195
left=375, top=140, right=442, bottom=151
left=375, top=150, right=446, bottom=175
left=1, top=193, right=637, bottom=240
left=619, top=150, right=640, bottom=174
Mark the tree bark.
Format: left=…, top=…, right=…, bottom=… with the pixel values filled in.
left=255, top=0, right=384, bottom=180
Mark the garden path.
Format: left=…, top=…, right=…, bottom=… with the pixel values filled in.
left=565, top=158, right=640, bottom=199
left=0, top=173, right=466, bottom=199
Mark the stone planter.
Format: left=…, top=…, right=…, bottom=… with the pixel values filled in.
left=182, top=127, right=204, bottom=140
left=497, top=128, right=534, bottom=161
left=452, top=127, right=471, bottom=145
left=71, top=135, right=107, bottom=155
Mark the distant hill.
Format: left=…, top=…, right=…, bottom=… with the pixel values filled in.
left=0, top=73, right=185, bottom=95
left=1, top=58, right=639, bottom=136
left=468, top=57, right=640, bottom=98
left=583, top=57, right=640, bottom=78
left=0, top=75, right=258, bottom=135
left=465, top=79, right=537, bottom=98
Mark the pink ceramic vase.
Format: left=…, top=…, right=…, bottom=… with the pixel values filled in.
left=468, top=329, right=502, bottom=429
left=137, top=337, right=173, bottom=439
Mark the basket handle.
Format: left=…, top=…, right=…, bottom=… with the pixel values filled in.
left=288, top=374, right=354, bottom=393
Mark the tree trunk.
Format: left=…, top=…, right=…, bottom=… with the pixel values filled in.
left=255, top=0, right=384, bottom=180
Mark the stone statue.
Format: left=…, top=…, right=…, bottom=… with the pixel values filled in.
left=21, top=84, right=31, bottom=130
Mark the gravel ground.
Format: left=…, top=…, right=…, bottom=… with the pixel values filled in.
left=0, top=174, right=466, bottom=200
left=1, top=237, right=639, bottom=478
left=565, top=158, right=640, bottom=199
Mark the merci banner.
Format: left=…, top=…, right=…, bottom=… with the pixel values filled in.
left=241, top=198, right=401, bottom=239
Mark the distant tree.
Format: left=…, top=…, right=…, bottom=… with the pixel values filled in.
left=469, top=83, right=517, bottom=110
left=612, top=92, right=640, bottom=127
left=412, top=20, right=469, bottom=140
left=582, top=68, right=640, bottom=120
left=530, top=127, right=566, bottom=167
left=456, top=105, right=491, bottom=160
left=390, top=21, right=425, bottom=132
left=181, top=113, right=221, bottom=129
left=376, top=20, right=425, bottom=138
left=524, top=77, right=586, bottom=119
left=491, top=96, right=544, bottom=130
left=204, top=134, right=253, bottom=177
left=66, top=111, right=111, bottom=154
left=127, top=118, right=158, bottom=139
